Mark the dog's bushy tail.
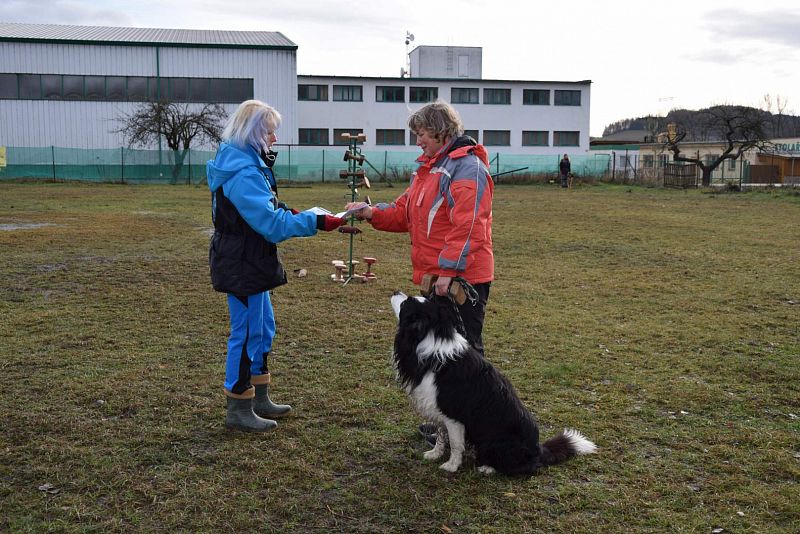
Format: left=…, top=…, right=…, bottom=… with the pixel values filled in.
left=539, top=428, right=597, bottom=466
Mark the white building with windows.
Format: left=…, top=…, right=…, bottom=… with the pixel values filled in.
left=1, top=23, right=592, bottom=157
left=297, top=72, right=591, bottom=154
left=0, top=22, right=298, bottom=148
left=298, top=45, right=591, bottom=155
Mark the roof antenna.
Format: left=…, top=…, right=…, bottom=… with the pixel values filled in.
left=401, top=31, right=414, bottom=78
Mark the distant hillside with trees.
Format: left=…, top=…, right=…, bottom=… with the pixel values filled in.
left=603, top=102, right=800, bottom=141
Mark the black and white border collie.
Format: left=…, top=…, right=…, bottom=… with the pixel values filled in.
left=390, top=292, right=597, bottom=476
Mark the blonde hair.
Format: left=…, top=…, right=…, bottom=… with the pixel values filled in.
left=407, top=99, right=464, bottom=142
left=222, top=99, right=281, bottom=150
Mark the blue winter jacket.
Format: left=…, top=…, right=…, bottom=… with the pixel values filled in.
left=207, top=142, right=318, bottom=243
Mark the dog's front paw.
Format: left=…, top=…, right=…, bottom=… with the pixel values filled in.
left=423, top=449, right=444, bottom=461
left=440, top=459, right=461, bottom=472
left=477, top=465, right=496, bottom=475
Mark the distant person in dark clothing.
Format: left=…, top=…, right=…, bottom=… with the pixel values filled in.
left=559, top=154, right=571, bottom=188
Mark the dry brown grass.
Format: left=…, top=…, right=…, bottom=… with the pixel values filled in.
left=1, top=182, right=798, bottom=533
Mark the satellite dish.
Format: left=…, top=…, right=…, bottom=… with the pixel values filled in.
left=405, top=31, right=414, bottom=45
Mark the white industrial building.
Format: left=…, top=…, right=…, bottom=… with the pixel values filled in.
left=0, top=22, right=298, bottom=148
left=1, top=23, right=591, bottom=157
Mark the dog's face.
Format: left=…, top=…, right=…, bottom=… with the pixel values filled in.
left=391, top=291, right=467, bottom=341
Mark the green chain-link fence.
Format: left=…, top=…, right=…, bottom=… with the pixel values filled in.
left=0, top=146, right=608, bottom=184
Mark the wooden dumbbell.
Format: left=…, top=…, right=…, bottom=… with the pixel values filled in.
left=339, top=169, right=366, bottom=179
left=362, top=257, right=377, bottom=282
left=344, top=150, right=366, bottom=165
left=331, top=260, right=346, bottom=282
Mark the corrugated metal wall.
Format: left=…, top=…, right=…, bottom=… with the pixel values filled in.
left=0, top=42, right=297, bottom=148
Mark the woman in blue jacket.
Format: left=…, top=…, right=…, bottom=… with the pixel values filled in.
left=207, top=100, right=344, bottom=432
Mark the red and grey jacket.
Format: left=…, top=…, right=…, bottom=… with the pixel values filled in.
left=369, top=136, right=494, bottom=285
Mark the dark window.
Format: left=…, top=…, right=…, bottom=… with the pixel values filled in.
left=522, top=131, right=548, bottom=146
left=298, top=128, right=329, bottom=146
left=332, top=85, right=362, bottom=102
left=106, top=76, right=126, bottom=100
left=298, top=84, right=328, bottom=101
left=85, top=76, right=105, bottom=100
left=41, top=75, right=62, bottom=99
left=0, top=74, right=18, bottom=99
left=523, top=89, right=549, bottom=105
left=484, top=130, right=511, bottom=146
left=376, top=129, right=405, bottom=145
left=376, top=86, right=404, bottom=102
left=188, top=78, right=210, bottom=101
left=410, top=87, right=438, bottom=103
left=409, top=131, right=416, bottom=145
left=148, top=77, right=160, bottom=101
left=227, top=79, right=253, bottom=102
left=0, top=73, right=251, bottom=103
left=451, top=87, right=478, bottom=104
left=484, top=88, right=511, bottom=105
left=0, top=74, right=17, bottom=98
left=208, top=79, right=227, bottom=102
left=18, top=74, right=42, bottom=99
left=463, top=129, right=479, bottom=142
left=63, top=76, right=83, bottom=100
left=169, top=77, right=189, bottom=102
left=334, top=129, right=364, bottom=145
left=554, top=90, right=581, bottom=106
left=154, top=78, right=169, bottom=100
left=643, top=155, right=654, bottom=168
left=553, top=131, right=580, bottom=146
left=127, top=77, right=148, bottom=101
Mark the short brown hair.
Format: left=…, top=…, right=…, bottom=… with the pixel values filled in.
left=407, top=99, right=464, bottom=142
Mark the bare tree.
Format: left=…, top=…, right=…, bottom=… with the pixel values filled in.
left=115, top=101, right=227, bottom=182
left=661, top=105, right=773, bottom=187
left=762, top=93, right=790, bottom=137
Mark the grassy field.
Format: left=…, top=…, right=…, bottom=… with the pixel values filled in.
left=1, top=182, right=798, bottom=533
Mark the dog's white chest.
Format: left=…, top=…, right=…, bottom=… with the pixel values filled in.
left=408, top=372, right=444, bottom=420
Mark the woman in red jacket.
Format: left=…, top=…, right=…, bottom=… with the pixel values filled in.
left=349, top=100, right=494, bottom=354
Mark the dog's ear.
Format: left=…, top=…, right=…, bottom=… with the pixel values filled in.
left=399, top=298, right=431, bottom=337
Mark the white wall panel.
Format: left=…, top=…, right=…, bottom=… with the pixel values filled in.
left=0, top=41, right=296, bottom=148
left=1, top=42, right=155, bottom=75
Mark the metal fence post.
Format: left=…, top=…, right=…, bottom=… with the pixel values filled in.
left=51, top=146, right=56, bottom=182
left=322, top=149, right=325, bottom=183
left=121, top=147, right=125, bottom=184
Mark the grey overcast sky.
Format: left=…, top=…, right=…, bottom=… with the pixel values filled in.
left=5, top=0, right=800, bottom=136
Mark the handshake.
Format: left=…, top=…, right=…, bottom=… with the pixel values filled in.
left=312, top=202, right=374, bottom=232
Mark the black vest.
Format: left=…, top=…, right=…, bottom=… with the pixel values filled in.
left=209, top=185, right=287, bottom=296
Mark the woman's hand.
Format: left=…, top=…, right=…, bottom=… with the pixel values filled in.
left=344, top=202, right=373, bottom=221
left=434, top=276, right=452, bottom=297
